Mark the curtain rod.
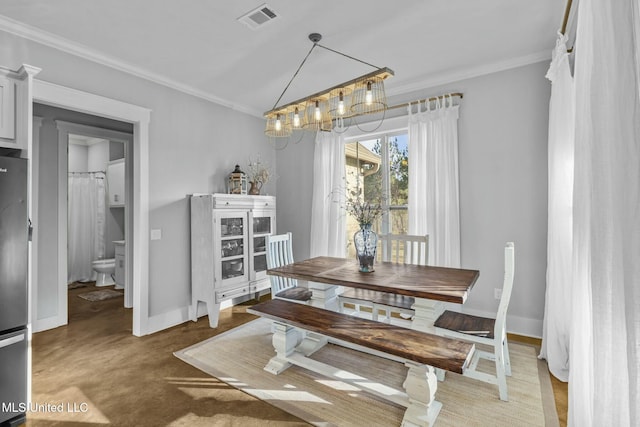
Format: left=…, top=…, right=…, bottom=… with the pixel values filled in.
left=560, top=0, right=573, bottom=35
left=385, top=92, right=464, bottom=113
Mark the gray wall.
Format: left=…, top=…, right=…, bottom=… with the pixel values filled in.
left=276, top=61, right=550, bottom=336
left=5, top=32, right=275, bottom=321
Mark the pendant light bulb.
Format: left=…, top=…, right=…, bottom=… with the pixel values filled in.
left=293, top=107, right=300, bottom=128
left=275, top=114, right=282, bottom=131
left=365, top=81, right=373, bottom=105
left=338, top=91, right=345, bottom=116
left=314, top=100, right=321, bottom=121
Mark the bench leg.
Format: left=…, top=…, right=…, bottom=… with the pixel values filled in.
left=264, top=322, right=301, bottom=375
left=402, top=362, right=441, bottom=427
left=296, top=332, right=328, bottom=356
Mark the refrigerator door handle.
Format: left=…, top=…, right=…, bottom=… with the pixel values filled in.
left=0, top=333, right=25, bottom=349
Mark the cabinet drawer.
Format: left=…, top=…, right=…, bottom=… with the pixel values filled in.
left=251, top=279, right=271, bottom=293
left=215, top=286, right=250, bottom=303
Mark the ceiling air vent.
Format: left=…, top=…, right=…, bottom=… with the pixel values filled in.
left=237, top=3, right=279, bottom=30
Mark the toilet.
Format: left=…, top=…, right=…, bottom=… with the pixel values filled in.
left=92, top=258, right=116, bottom=287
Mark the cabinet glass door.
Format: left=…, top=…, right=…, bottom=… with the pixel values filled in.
left=252, top=216, right=272, bottom=274
left=219, top=216, right=245, bottom=280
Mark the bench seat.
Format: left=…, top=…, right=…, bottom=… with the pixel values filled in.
left=249, top=298, right=473, bottom=374
left=248, top=299, right=474, bottom=426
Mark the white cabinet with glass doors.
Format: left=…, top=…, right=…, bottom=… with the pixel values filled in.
left=189, top=193, right=275, bottom=328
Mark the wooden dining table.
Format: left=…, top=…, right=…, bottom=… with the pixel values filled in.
left=267, top=256, right=480, bottom=334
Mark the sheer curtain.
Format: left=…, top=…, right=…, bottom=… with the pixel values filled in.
left=540, top=33, right=574, bottom=382
left=407, top=97, right=461, bottom=267
left=68, top=173, right=106, bottom=283
left=568, top=0, right=640, bottom=425
left=309, top=131, right=346, bottom=257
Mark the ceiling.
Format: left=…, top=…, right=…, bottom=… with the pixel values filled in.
left=0, top=1, right=565, bottom=118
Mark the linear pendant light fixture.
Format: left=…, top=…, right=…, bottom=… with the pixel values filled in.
left=264, top=33, right=394, bottom=138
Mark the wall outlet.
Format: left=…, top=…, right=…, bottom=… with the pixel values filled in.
left=494, top=288, right=503, bottom=300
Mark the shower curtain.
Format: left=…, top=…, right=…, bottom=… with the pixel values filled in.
left=68, top=173, right=106, bottom=283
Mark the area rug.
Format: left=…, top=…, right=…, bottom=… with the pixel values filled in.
left=68, top=281, right=91, bottom=290
left=175, top=318, right=558, bottom=427
left=77, top=289, right=123, bottom=302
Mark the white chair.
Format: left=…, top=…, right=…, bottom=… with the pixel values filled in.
left=434, top=242, right=515, bottom=401
left=338, top=234, right=429, bottom=324
left=266, top=232, right=312, bottom=303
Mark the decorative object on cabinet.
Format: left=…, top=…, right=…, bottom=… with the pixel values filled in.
left=189, top=193, right=275, bottom=328
left=246, top=156, right=272, bottom=196
left=107, top=158, right=125, bottom=207
left=227, top=165, right=248, bottom=195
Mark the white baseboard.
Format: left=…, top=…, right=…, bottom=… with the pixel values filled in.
left=32, top=315, right=66, bottom=333
left=146, top=290, right=271, bottom=335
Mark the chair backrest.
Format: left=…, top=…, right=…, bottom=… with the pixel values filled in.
left=266, top=232, right=297, bottom=294
left=377, top=234, right=429, bottom=265
left=494, top=242, right=515, bottom=337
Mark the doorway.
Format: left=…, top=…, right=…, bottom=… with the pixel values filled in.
left=30, top=81, right=150, bottom=336
left=32, top=104, right=134, bottom=331
left=66, top=129, right=131, bottom=307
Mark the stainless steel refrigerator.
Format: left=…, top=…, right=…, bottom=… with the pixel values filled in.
left=0, top=155, right=28, bottom=426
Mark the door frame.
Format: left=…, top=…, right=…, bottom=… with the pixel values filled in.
left=32, top=79, right=151, bottom=336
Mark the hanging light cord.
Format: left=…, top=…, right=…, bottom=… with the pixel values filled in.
left=271, top=43, right=318, bottom=110
left=315, top=43, right=383, bottom=71
left=271, top=38, right=384, bottom=111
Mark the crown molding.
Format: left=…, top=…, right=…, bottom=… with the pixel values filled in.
left=0, top=14, right=264, bottom=118
left=387, top=50, right=551, bottom=98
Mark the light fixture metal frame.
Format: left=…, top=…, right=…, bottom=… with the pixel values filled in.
left=264, top=33, right=394, bottom=136
left=264, top=67, right=394, bottom=119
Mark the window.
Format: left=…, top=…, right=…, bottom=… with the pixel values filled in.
left=345, top=131, right=409, bottom=256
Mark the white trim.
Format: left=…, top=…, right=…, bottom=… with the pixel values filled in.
left=146, top=295, right=252, bottom=335
left=0, top=14, right=261, bottom=118
left=29, top=116, right=43, bottom=332
left=31, top=315, right=64, bottom=334
left=55, top=124, right=68, bottom=328
left=57, top=121, right=132, bottom=143
left=33, top=79, right=152, bottom=336
left=0, top=14, right=549, bottom=120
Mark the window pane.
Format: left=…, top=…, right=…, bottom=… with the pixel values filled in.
left=344, top=132, right=409, bottom=256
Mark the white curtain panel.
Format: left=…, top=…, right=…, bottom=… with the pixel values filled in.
left=569, top=0, right=640, bottom=425
left=67, top=175, right=106, bottom=283
left=540, top=33, right=575, bottom=382
left=407, top=99, right=461, bottom=268
left=309, top=131, right=346, bottom=257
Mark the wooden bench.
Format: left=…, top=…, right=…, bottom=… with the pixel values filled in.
left=248, top=299, right=475, bottom=427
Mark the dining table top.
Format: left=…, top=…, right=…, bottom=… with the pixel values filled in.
left=267, top=256, right=480, bottom=304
